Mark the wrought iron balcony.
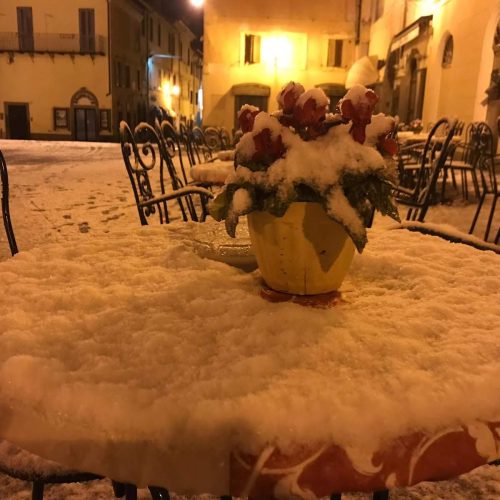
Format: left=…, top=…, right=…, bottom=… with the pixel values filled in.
left=0, top=32, right=106, bottom=55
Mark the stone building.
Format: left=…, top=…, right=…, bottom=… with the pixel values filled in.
left=203, top=0, right=372, bottom=132
left=0, top=0, right=202, bottom=140
left=367, top=0, right=500, bottom=133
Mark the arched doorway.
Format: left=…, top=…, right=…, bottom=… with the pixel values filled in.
left=70, top=87, right=99, bottom=141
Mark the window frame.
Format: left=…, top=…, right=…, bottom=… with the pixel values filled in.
left=53, top=108, right=69, bottom=130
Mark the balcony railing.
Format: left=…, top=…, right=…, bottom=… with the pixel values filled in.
left=0, top=32, right=106, bottom=55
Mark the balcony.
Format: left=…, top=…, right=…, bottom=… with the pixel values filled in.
left=0, top=32, right=106, bottom=55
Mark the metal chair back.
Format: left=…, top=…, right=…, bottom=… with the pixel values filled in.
left=119, top=121, right=212, bottom=225
left=0, top=148, right=18, bottom=255
left=395, top=118, right=458, bottom=222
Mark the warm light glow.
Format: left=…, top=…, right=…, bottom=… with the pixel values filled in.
left=261, top=35, right=293, bottom=69
left=161, top=82, right=173, bottom=111
left=416, top=0, right=443, bottom=16
left=190, top=0, right=204, bottom=7
left=172, top=85, right=180, bottom=96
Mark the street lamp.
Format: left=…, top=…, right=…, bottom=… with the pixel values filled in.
left=190, top=0, right=204, bottom=7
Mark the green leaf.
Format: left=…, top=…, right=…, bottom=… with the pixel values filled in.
left=208, top=189, right=230, bottom=221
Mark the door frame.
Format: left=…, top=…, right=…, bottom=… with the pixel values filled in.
left=4, top=102, right=31, bottom=139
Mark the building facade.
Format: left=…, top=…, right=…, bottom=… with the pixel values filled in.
left=367, top=0, right=500, bottom=133
left=0, top=0, right=202, bottom=141
left=203, top=0, right=372, bottom=131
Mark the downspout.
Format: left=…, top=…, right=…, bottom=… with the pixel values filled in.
left=355, top=0, right=362, bottom=45
left=106, top=0, right=111, bottom=96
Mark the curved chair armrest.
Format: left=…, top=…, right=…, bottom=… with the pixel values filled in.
left=141, top=186, right=214, bottom=208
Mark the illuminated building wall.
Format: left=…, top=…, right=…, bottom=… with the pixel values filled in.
left=368, top=0, right=500, bottom=130
left=203, top=0, right=370, bottom=131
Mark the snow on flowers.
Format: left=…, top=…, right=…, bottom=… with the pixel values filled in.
left=209, top=82, right=400, bottom=252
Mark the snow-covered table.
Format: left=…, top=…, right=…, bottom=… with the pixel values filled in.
left=190, top=160, right=234, bottom=185
left=0, top=223, right=498, bottom=499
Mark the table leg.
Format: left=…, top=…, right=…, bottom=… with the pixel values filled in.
left=31, top=481, right=44, bottom=500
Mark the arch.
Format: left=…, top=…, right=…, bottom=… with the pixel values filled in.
left=70, top=87, right=99, bottom=108
left=442, top=35, right=454, bottom=68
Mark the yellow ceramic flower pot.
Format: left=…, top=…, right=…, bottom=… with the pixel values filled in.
left=247, top=202, right=356, bottom=295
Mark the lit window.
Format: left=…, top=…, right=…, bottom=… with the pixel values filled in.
left=327, top=39, right=343, bottom=67
left=442, top=35, right=453, bottom=67
left=244, top=34, right=261, bottom=64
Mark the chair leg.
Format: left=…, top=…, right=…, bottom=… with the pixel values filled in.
left=373, top=490, right=389, bottom=500
left=469, top=192, right=486, bottom=234
left=495, top=226, right=500, bottom=245
left=112, top=481, right=126, bottom=497
left=124, top=483, right=138, bottom=500
left=484, top=195, right=498, bottom=241
left=471, top=169, right=480, bottom=200
left=148, top=486, right=170, bottom=499
left=32, top=481, right=44, bottom=500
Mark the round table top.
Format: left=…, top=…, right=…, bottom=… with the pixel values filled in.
left=0, top=222, right=498, bottom=496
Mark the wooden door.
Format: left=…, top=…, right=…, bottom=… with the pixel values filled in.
left=74, top=108, right=97, bottom=141
left=6, top=104, right=30, bottom=139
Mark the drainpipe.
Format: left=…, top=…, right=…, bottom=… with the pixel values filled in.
left=106, top=0, right=111, bottom=96
left=355, top=0, right=362, bottom=46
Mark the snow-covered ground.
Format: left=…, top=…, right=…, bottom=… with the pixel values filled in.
left=0, top=139, right=498, bottom=499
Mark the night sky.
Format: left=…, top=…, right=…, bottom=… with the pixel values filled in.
left=169, top=0, right=203, bottom=38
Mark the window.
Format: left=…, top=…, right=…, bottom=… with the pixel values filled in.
left=373, top=0, right=384, bottom=21
left=53, top=108, right=69, bottom=129
left=99, top=110, right=111, bottom=131
left=442, top=35, right=453, bottom=67
left=149, top=18, right=153, bottom=42
left=17, top=7, right=34, bottom=51
left=79, top=8, right=95, bottom=53
left=116, top=61, right=122, bottom=87
left=327, top=39, right=343, bottom=67
left=244, top=34, right=261, bottom=64
left=125, top=65, right=131, bottom=88
left=168, top=33, right=175, bottom=55
left=158, top=23, right=161, bottom=46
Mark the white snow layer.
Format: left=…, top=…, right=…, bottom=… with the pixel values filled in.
left=0, top=222, right=498, bottom=493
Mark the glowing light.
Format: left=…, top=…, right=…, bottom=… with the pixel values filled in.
left=261, top=35, right=293, bottom=69
left=190, top=0, right=204, bottom=7
left=172, top=85, right=180, bottom=96
left=161, top=82, right=173, bottom=110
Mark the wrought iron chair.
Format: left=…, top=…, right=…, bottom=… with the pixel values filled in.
left=443, top=121, right=483, bottom=200
left=0, top=148, right=18, bottom=256
left=120, top=121, right=213, bottom=225
left=468, top=124, right=500, bottom=244
left=393, top=118, right=458, bottom=222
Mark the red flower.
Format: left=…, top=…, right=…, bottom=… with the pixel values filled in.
left=293, top=97, right=328, bottom=126
left=378, top=136, right=398, bottom=156
left=252, top=128, right=286, bottom=164
left=277, top=82, right=305, bottom=114
left=340, top=89, right=379, bottom=144
left=238, top=107, right=260, bottom=133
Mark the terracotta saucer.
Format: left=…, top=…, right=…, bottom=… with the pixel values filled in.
left=260, top=284, right=345, bottom=308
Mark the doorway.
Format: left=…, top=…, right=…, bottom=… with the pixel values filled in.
left=234, top=95, right=268, bottom=128
left=6, top=103, right=30, bottom=139
left=74, top=108, right=97, bottom=141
